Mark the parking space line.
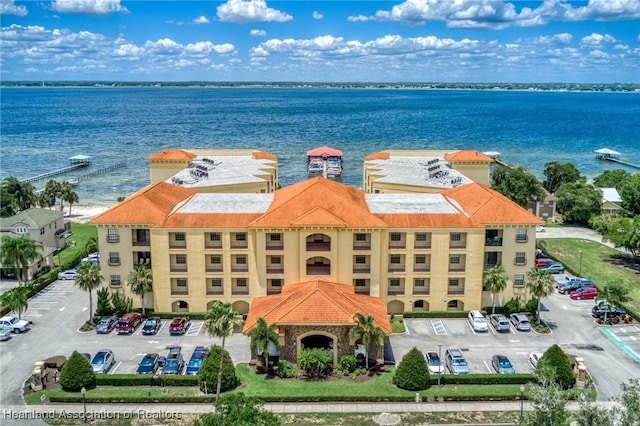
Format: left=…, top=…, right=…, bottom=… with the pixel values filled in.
left=430, top=319, right=447, bottom=336
left=110, top=361, right=122, bottom=374
left=483, top=360, right=493, bottom=373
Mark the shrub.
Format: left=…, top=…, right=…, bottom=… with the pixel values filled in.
left=503, top=295, right=522, bottom=315
left=95, top=288, right=114, bottom=316
left=275, top=361, right=297, bottom=379
left=538, top=344, right=576, bottom=390
left=110, top=291, right=133, bottom=316
left=198, top=345, right=239, bottom=394
left=524, top=297, right=538, bottom=315
left=297, top=348, right=333, bottom=378
left=59, top=351, right=95, bottom=391
left=393, top=347, right=430, bottom=391
left=194, top=393, right=280, bottom=426
left=337, top=354, right=358, bottom=374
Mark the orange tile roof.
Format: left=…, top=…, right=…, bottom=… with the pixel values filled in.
left=250, top=177, right=387, bottom=228
left=243, top=278, right=391, bottom=334
left=444, top=150, right=494, bottom=162
left=443, top=183, right=544, bottom=225
left=160, top=213, right=264, bottom=228
left=89, top=182, right=195, bottom=225
left=252, top=151, right=277, bottom=161
left=146, top=149, right=196, bottom=161
left=373, top=213, right=475, bottom=228
left=364, top=151, right=391, bottom=161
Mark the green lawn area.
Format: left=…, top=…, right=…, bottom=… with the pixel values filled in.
left=391, top=317, right=406, bottom=333
left=538, top=238, right=640, bottom=314
left=25, top=386, right=198, bottom=405
left=56, top=223, right=97, bottom=267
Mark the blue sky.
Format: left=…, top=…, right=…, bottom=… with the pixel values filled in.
left=1, top=0, right=639, bottom=82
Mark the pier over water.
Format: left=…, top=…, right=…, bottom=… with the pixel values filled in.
left=595, top=148, right=640, bottom=170
left=20, top=155, right=92, bottom=184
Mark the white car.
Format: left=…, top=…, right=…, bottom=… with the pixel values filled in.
left=0, top=315, right=30, bottom=333
left=425, top=351, right=445, bottom=374
left=57, top=269, right=78, bottom=280
left=536, top=225, right=546, bottom=232
left=528, top=352, right=544, bottom=368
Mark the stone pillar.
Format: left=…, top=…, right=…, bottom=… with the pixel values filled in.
left=574, top=357, right=587, bottom=389
left=31, top=361, right=45, bottom=391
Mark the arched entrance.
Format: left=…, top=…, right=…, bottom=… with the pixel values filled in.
left=171, top=300, right=189, bottom=312
left=412, top=299, right=429, bottom=312
left=447, top=299, right=464, bottom=311
left=306, top=256, right=331, bottom=275
left=232, top=300, right=250, bottom=315
left=387, top=300, right=404, bottom=315
left=297, top=330, right=338, bottom=366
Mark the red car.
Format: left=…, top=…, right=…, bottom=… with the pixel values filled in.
left=115, top=312, right=142, bottom=334
left=570, top=287, right=599, bottom=300
left=168, top=316, right=191, bottom=335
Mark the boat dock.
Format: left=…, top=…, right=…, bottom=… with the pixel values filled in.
left=21, top=155, right=92, bottom=184
left=595, top=148, right=640, bottom=170
left=307, top=146, right=343, bottom=180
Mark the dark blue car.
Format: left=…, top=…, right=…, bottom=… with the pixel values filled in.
left=185, top=346, right=208, bottom=375
left=136, top=353, right=159, bottom=374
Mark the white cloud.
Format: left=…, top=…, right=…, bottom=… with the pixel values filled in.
left=0, top=0, right=28, bottom=16
left=217, top=0, right=292, bottom=24
left=313, top=11, right=323, bottom=20
left=250, top=29, right=267, bottom=36
left=51, top=0, right=128, bottom=16
left=192, top=16, right=210, bottom=25
left=581, top=33, right=617, bottom=47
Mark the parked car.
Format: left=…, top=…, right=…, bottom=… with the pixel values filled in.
left=185, top=346, right=208, bottom=375
left=142, top=317, right=162, bottom=335
left=81, top=353, right=92, bottom=361
left=162, top=346, right=185, bottom=375
left=468, top=310, right=488, bottom=332
left=492, top=354, right=515, bottom=374
left=136, top=353, right=160, bottom=374
left=557, top=278, right=595, bottom=294
left=536, top=225, right=546, bottom=233
left=570, top=287, right=599, bottom=300
left=445, top=348, right=470, bottom=375
left=538, top=262, right=565, bottom=274
left=115, top=312, right=143, bottom=334
left=57, top=269, right=78, bottom=280
left=95, top=317, right=118, bottom=334
left=535, top=258, right=554, bottom=268
left=509, top=313, right=531, bottom=331
left=489, top=314, right=510, bottom=332
left=91, top=349, right=115, bottom=374
left=591, top=304, right=626, bottom=319
left=425, top=351, right=444, bottom=375
left=528, top=352, right=544, bottom=369
left=0, top=315, right=30, bottom=333
left=168, top=316, right=191, bottom=336
left=0, top=326, right=12, bottom=341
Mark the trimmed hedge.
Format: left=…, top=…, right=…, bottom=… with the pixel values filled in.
left=432, top=373, right=535, bottom=386
left=402, top=310, right=487, bottom=319
left=95, top=374, right=198, bottom=386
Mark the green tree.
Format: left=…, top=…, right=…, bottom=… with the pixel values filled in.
left=95, top=288, right=114, bottom=317
left=543, top=161, right=582, bottom=193
left=126, top=265, right=153, bottom=316
left=620, top=173, right=640, bottom=215
left=592, top=169, right=631, bottom=190
left=555, top=182, right=602, bottom=224
left=247, top=316, right=281, bottom=369
left=74, top=263, right=103, bottom=322
left=393, top=347, right=430, bottom=391
left=537, top=344, right=575, bottom=390
left=194, top=393, right=280, bottom=426
left=41, top=180, right=62, bottom=210
left=110, top=291, right=133, bottom=316
left=204, top=301, right=241, bottom=403
left=573, top=393, right=613, bottom=426
left=526, top=268, right=555, bottom=325
left=520, top=363, right=569, bottom=426
left=0, top=176, right=37, bottom=214
left=59, top=181, right=79, bottom=216
left=491, top=165, right=546, bottom=207
left=484, top=264, right=508, bottom=314
left=349, top=312, right=386, bottom=370
left=84, top=236, right=99, bottom=256
left=0, top=286, right=30, bottom=319
left=297, top=348, right=333, bottom=378
left=59, top=351, right=96, bottom=392
left=603, top=281, right=631, bottom=307
left=198, top=345, right=239, bottom=395
left=615, top=377, right=640, bottom=426
left=0, top=234, right=43, bottom=285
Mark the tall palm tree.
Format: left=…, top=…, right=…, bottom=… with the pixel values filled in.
left=0, top=235, right=43, bottom=285
left=74, top=262, right=103, bottom=322
left=59, top=181, right=79, bottom=216
left=0, top=286, right=30, bottom=319
left=526, top=267, right=555, bottom=325
left=205, top=301, right=241, bottom=403
left=127, top=265, right=153, bottom=316
left=484, top=264, right=508, bottom=314
left=349, top=312, right=385, bottom=370
left=42, top=180, right=62, bottom=210
left=85, top=237, right=99, bottom=256
left=247, top=316, right=281, bottom=369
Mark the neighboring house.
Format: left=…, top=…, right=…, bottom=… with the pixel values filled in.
left=0, top=208, right=65, bottom=280
left=527, top=189, right=557, bottom=222
left=601, top=188, right=623, bottom=215
left=90, top=149, right=542, bottom=317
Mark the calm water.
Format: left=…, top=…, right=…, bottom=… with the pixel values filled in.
left=1, top=87, right=638, bottom=207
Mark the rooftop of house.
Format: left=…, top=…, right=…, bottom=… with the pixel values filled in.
left=0, top=208, right=65, bottom=229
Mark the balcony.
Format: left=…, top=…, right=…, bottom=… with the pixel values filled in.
left=306, top=265, right=330, bottom=275
left=231, top=265, right=249, bottom=273
left=171, top=287, right=188, bottom=295
left=448, top=264, right=466, bottom=272
left=388, top=264, right=406, bottom=273
left=132, top=240, right=150, bottom=247
left=485, top=237, right=503, bottom=247
left=266, top=242, right=284, bottom=251
left=414, top=241, right=431, bottom=249
left=230, top=241, right=248, bottom=249
left=267, top=287, right=282, bottom=295
left=449, top=241, right=466, bottom=249
left=355, top=288, right=370, bottom=295
left=205, top=241, right=222, bottom=249
left=106, top=236, right=119, bottom=243
left=169, top=241, right=186, bottom=249
left=266, top=266, right=284, bottom=274
left=447, top=286, right=465, bottom=295
left=413, top=265, right=430, bottom=272
left=413, top=287, right=431, bottom=295
left=353, top=242, right=371, bottom=251
left=205, top=266, right=223, bottom=273
left=306, top=242, right=331, bottom=251
left=206, top=288, right=223, bottom=295
left=515, top=258, right=527, bottom=266
left=232, top=288, right=249, bottom=296
left=387, top=288, right=405, bottom=296
left=170, top=265, right=188, bottom=273
left=353, top=265, right=371, bottom=273
left=108, top=258, right=121, bottom=266
left=388, top=241, right=406, bottom=249
left=484, top=262, right=500, bottom=270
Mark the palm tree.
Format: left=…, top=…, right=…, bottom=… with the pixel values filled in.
left=349, top=312, right=385, bottom=370
left=205, top=301, right=241, bottom=403
left=0, top=235, right=43, bottom=285
left=526, top=267, right=556, bottom=325
left=247, top=316, right=281, bottom=369
left=74, top=262, right=103, bottom=322
left=59, top=181, right=79, bottom=216
left=0, top=286, right=30, bottom=319
left=85, top=236, right=99, bottom=256
left=1, top=176, right=37, bottom=212
left=127, top=265, right=153, bottom=316
left=42, top=180, right=62, bottom=210
left=484, top=264, right=508, bottom=314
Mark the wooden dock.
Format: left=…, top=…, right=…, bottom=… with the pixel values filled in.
left=595, top=148, right=640, bottom=170
left=21, top=163, right=88, bottom=184
left=599, top=156, right=640, bottom=170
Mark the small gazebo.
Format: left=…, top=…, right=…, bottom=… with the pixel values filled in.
left=243, top=278, right=391, bottom=366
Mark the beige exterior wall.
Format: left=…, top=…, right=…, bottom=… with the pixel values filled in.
left=448, top=162, right=491, bottom=186
left=148, top=160, right=192, bottom=184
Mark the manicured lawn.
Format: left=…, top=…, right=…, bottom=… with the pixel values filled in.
left=56, top=223, right=97, bottom=267
left=391, top=317, right=406, bottom=333
left=537, top=238, right=640, bottom=314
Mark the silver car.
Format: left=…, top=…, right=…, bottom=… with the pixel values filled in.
left=510, top=313, right=531, bottom=331
left=91, top=349, right=115, bottom=374
left=0, top=326, right=11, bottom=341
left=445, top=348, right=470, bottom=375
left=489, top=314, right=510, bottom=332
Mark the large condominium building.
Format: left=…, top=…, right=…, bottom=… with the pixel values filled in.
left=90, top=148, right=542, bottom=316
